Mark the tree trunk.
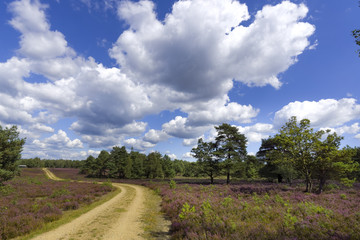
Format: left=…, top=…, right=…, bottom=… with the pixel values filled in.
left=210, top=175, right=214, bottom=184
left=318, top=178, right=326, bottom=194
left=226, top=169, right=230, bottom=185
left=305, top=177, right=312, bottom=193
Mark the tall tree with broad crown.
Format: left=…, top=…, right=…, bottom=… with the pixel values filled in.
left=270, top=117, right=358, bottom=193
left=215, top=123, right=247, bottom=184
left=273, top=117, right=319, bottom=192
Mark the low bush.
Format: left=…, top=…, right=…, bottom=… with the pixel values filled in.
left=144, top=181, right=360, bottom=240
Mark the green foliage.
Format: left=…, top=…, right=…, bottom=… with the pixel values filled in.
left=272, top=117, right=318, bottom=192
left=191, top=138, right=220, bottom=184
left=0, top=125, right=25, bottom=184
left=283, top=212, right=298, bottom=229
left=258, top=137, right=298, bottom=183
left=101, top=180, right=113, bottom=188
left=145, top=152, right=164, bottom=179
left=244, top=155, right=262, bottom=179
left=340, top=193, right=347, bottom=200
left=222, top=196, right=233, bottom=207
left=259, top=117, right=358, bottom=193
left=323, top=183, right=340, bottom=191
left=201, top=199, right=212, bottom=215
left=80, top=146, right=204, bottom=180
left=298, top=201, right=333, bottom=217
left=19, top=158, right=83, bottom=169
left=108, top=146, right=128, bottom=178
left=50, top=187, right=70, bottom=198
left=0, top=185, right=15, bottom=196
left=169, top=179, right=176, bottom=189
left=353, top=29, right=360, bottom=57
left=340, top=177, right=356, bottom=187
left=179, top=202, right=196, bottom=220
left=215, top=123, right=247, bottom=184
left=162, top=155, right=176, bottom=178
left=130, top=150, right=146, bottom=178
left=80, top=155, right=97, bottom=176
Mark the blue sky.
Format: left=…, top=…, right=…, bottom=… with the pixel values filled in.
left=0, top=0, right=359, bottom=160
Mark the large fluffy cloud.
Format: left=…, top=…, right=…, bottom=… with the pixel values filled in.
left=162, top=116, right=211, bottom=139
left=274, top=98, right=360, bottom=128
left=110, top=0, right=314, bottom=99
left=9, top=0, right=75, bottom=59
left=0, top=0, right=316, bottom=158
left=32, top=130, right=83, bottom=149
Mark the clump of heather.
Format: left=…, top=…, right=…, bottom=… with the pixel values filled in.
left=145, top=181, right=360, bottom=240
left=0, top=168, right=113, bottom=239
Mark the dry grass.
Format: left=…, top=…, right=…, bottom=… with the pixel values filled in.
left=140, top=188, right=171, bottom=239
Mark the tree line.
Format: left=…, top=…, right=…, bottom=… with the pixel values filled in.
left=1, top=120, right=360, bottom=193
left=192, top=118, right=360, bottom=193
left=80, top=147, right=202, bottom=179
left=18, top=158, right=83, bottom=169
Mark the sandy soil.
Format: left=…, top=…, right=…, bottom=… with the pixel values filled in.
left=32, top=168, right=169, bottom=240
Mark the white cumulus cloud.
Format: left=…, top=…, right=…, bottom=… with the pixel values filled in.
left=237, top=123, right=275, bottom=143
left=0, top=0, right=318, bottom=158
left=274, top=98, right=360, bottom=128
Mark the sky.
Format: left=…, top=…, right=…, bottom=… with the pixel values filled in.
left=0, top=0, right=359, bottom=161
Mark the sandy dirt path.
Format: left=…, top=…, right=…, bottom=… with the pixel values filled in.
left=33, top=168, right=167, bottom=240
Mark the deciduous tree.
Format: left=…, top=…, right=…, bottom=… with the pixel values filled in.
left=268, top=117, right=358, bottom=193
left=272, top=117, right=318, bottom=192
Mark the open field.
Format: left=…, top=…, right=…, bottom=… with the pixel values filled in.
left=0, top=168, right=113, bottom=239
left=5, top=168, right=359, bottom=240
left=47, top=168, right=360, bottom=239
left=144, top=181, right=360, bottom=240
left=0, top=168, right=170, bottom=240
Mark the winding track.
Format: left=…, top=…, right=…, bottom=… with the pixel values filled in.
left=33, top=168, right=166, bottom=240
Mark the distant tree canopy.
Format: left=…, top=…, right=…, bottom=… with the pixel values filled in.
left=80, top=147, right=184, bottom=179
left=258, top=117, right=358, bottom=193
left=0, top=125, right=25, bottom=184
left=18, top=158, right=83, bottom=168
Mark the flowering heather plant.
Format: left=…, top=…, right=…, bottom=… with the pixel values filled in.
left=0, top=168, right=113, bottom=239
left=144, top=181, right=360, bottom=240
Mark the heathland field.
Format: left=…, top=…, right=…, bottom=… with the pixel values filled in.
left=1, top=168, right=360, bottom=240
left=0, top=168, right=113, bottom=239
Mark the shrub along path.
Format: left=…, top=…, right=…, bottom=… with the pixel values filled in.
left=33, top=168, right=170, bottom=240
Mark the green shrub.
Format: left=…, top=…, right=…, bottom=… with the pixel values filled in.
left=341, top=178, right=356, bottom=187
left=169, top=179, right=176, bottom=189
